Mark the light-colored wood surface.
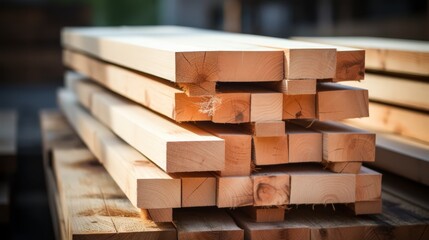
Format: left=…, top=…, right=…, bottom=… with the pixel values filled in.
left=341, top=73, right=429, bottom=111
left=62, top=26, right=284, bottom=83
left=293, top=36, right=429, bottom=76
left=178, top=172, right=217, bottom=207
left=145, top=208, right=173, bottom=223
left=58, top=89, right=181, bottom=209
left=197, top=122, right=252, bottom=176
left=250, top=92, right=283, bottom=122
left=253, top=136, right=288, bottom=165
left=242, top=121, right=285, bottom=137
left=345, top=101, right=429, bottom=143
left=356, top=167, right=382, bottom=202
left=286, top=124, right=322, bottom=163
left=252, top=172, right=290, bottom=206
left=69, top=78, right=225, bottom=173
left=349, top=199, right=383, bottom=215
left=293, top=120, right=375, bottom=163
left=240, top=206, right=285, bottom=223
left=174, top=208, right=244, bottom=240
left=283, top=94, right=316, bottom=120
left=0, top=110, right=17, bottom=175
left=178, top=81, right=216, bottom=96
left=217, top=176, right=253, bottom=208
left=317, top=83, right=369, bottom=121
left=211, top=92, right=251, bottom=123
left=261, top=79, right=317, bottom=95
left=323, top=161, right=362, bottom=174
left=53, top=148, right=177, bottom=239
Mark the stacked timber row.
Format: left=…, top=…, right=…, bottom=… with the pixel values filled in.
left=46, top=26, right=388, bottom=239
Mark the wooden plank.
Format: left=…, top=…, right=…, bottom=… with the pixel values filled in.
left=211, top=92, right=251, bottom=123
left=356, top=167, right=382, bottom=202
left=177, top=172, right=217, bottom=207
left=252, top=171, right=290, bottom=206
left=292, top=120, right=375, bottom=163
left=345, top=101, right=429, bottom=143
left=53, top=148, right=177, bottom=239
left=174, top=208, right=244, bottom=240
left=58, top=89, right=181, bottom=209
left=217, top=176, right=253, bottom=208
left=197, top=122, right=252, bottom=176
left=293, top=36, right=429, bottom=76
left=283, top=94, right=316, bottom=120
left=242, top=121, right=285, bottom=137
left=239, top=206, right=286, bottom=223
left=63, top=50, right=211, bottom=122
left=323, top=161, right=362, bottom=174
left=317, top=83, right=369, bottom=121
left=349, top=199, right=383, bottom=215
left=0, top=181, right=9, bottom=223
left=250, top=92, right=283, bottom=122
left=178, top=81, right=216, bottom=96
left=341, top=73, right=429, bottom=111
left=261, top=79, right=317, bottom=95
left=145, top=209, right=173, bottom=223
left=253, top=136, right=288, bottom=165
left=69, top=79, right=225, bottom=173
left=286, top=124, right=322, bottom=163
left=62, top=26, right=284, bottom=83
left=0, top=110, right=17, bottom=175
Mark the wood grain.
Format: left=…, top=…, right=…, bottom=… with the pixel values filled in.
left=283, top=94, right=316, bottom=120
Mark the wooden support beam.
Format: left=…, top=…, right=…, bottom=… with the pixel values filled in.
left=253, top=136, right=288, bottom=165
left=174, top=208, right=244, bottom=240
left=239, top=206, right=285, bottom=223
left=211, top=92, right=251, bottom=123
left=0, top=110, right=17, bottom=175
left=58, top=90, right=181, bottom=209
left=283, top=94, right=316, bottom=120
left=322, top=161, right=362, bottom=174
left=217, top=176, right=253, bottom=208
left=317, top=83, right=369, bottom=121
left=176, top=172, right=217, bottom=207
left=252, top=171, right=290, bottom=206
left=197, top=122, right=252, bottom=176
left=68, top=79, right=225, bottom=173
left=242, top=121, right=285, bottom=137
left=286, top=124, right=322, bottom=163
left=356, top=167, right=382, bottom=202
left=53, top=148, right=176, bottom=238
left=62, top=27, right=284, bottom=83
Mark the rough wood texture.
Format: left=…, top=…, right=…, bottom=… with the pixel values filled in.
left=174, top=208, right=244, bottom=240
left=341, top=73, right=429, bottom=111
left=240, top=206, right=285, bottom=223
left=53, top=148, right=177, bottom=239
left=217, top=176, right=253, bottom=208
left=294, top=36, right=429, bottom=77
left=261, top=79, right=317, bottom=95
left=323, top=161, right=362, bottom=174
left=243, top=121, right=285, bottom=137
left=293, top=120, right=375, bottom=163
left=283, top=94, right=316, bottom=120
left=348, top=199, right=383, bottom=215
left=0, top=110, right=17, bottom=175
left=68, top=78, right=225, bottom=172
left=250, top=92, right=283, bottom=122
left=145, top=209, right=173, bottom=223
left=356, top=167, right=382, bottom=202
left=62, top=26, right=284, bottom=83
left=178, top=172, right=217, bottom=207
left=253, top=136, right=288, bottom=165
left=317, top=83, right=369, bottom=121
left=211, top=92, right=251, bottom=123
left=252, top=171, right=290, bottom=206
left=345, top=101, right=429, bottom=143
left=197, top=122, right=252, bottom=176
left=178, top=81, right=216, bottom=96
left=286, top=124, right=322, bottom=163
left=58, top=90, right=181, bottom=209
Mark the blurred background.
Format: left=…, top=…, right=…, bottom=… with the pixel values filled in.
left=0, top=0, right=428, bottom=239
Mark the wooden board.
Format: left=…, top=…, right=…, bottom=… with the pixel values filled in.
left=344, top=102, right=429, bottom=143
left=348, top=199, right=383, bottom=215
left=239, top=207, right=285, bottom=223
left=177, top=172, right=217, bottom=207
left=250, top=92, right=283, bottom=122
left=217, top=176, right=253, bottom=208
left=53, top=148, right=177, bottom=239
left=283, top=94, right=316, bottom=120
left=286, top=124, right=322, bottom=163
left=252, top=171, right=290, bottom=206
left=317, top=83, right=369, bottom=121
left=62, top=26, right=284, bottom=83
left=293, top=36, right=429, bottom=76
left=211, top=92, right=251, bottom=123
left=356, top=167, right=382, bottom=202
left=260, top=79, right=317, bottom=95
left=242, top=121, right=285, bottom=137
left=58, top=89, right=181, bottom=209
left=0, top=110, right=17, bottom=175
left=292, top=120, right=375, bottom=163
left=68, top=79, right=225, bottom=173
left=341, top=73, right=429, bottom=111
left=323, top=161, right=362, bottom=174
left=253, top=136, right=288, bottom=165
left=174, top=208, right=244, bottom=240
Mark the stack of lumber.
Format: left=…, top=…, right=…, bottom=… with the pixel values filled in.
left=0, top=110, right=17, bottom=224
left=42, top=26, right=429, bottom=239
left=295, top=37, right=429, bottom=186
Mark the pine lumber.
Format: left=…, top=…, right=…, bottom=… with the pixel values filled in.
left=250, top=92, right=283, bottom=122
left=178, top=81, right=217, bottom=96
left=286, top=124, right=322, bottom=163
left=348, top=199, right=383, bottom=215
left=0, top=110, right=17, bottom=175
left=356, top=167, right=382, bottom=202
left=323, top=161, right=362, bottom=174
left=211, top=92, right=251, bottom=123
left=341, top=73, right=429, bottom=111
left=317, top=83, right=369, bottom=121
left=62, top=26, right=284, bottom=83
left=253, top=136, right=288, bottom=165
left=217, top=176, right=253, bottom=208
left=261, top=79, right=317, bottom=95
left=53, top=148, right=177, bottom=239
left=177, top=172, right=217, bottom=207
left=283, top=94, right=316, bottom=120
left=292, top=120, right=375, bottom=163
left=197, top=122, right=252, bottom=176
left=145, top=209, right=173, bottom=223
left=293, top=36, right=429, bottom=76
left=242, top=121, right=285, bottom=137
left=0, top=181, right=9, bottom=223
left=63, top=50, right=211, bottom=122
left=252, top=170, right=290, bottom=206
left=344, top=102, right=429, bottom=143
left=174, top=208, right=244, bottom=240
left=58, top=89, right=181, bottom=209
left=69, top=79, right=225, bottom=173
left=240, top=206, right=285, bottom=223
